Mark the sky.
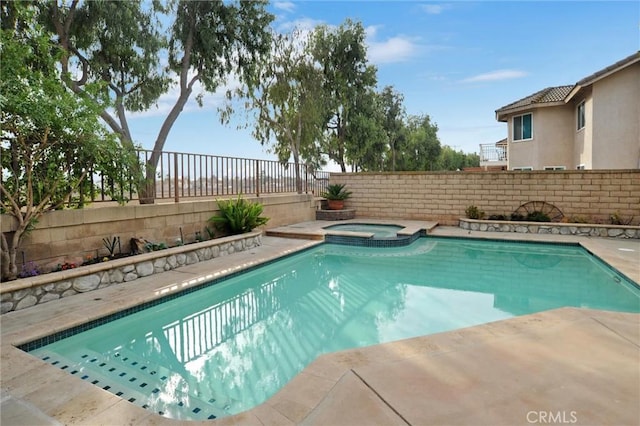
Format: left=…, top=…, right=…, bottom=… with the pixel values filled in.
left=127, top=1, right=640, bottom=170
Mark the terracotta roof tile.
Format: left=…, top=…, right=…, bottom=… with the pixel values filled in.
left=496, top=85, right=574, bottom=115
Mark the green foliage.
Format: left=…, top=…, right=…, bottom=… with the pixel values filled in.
left=144, top=242, right=167, bottom=252
left=526, top=211, right=551, bottom=222
left=102, top=237, right=120, bottom=257
left=42, top=0, right=274, bottom=200
left=311, top=19, right=378, bottom=172
left=0, top=2, right=136, bottom=281
left=609, top=211, right=633, bottom=226
left=320, top=184, right=352, bottom=201
left=209, top=195, right=270, bottom=235
left=223, top=29, right=325, bottom=193
left=465, top=205, right=485, bottom=220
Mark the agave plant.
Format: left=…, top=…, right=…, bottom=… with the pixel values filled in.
left=209, top=195, right=270, bottom=235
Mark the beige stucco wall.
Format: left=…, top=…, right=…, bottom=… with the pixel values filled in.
left=1, top=194, right=317, bottom=273
left=591, top=62, right=640, bottom=169
left=331, top=170, right=640, bottom=226
left=507, top=107, right=574, bottom=170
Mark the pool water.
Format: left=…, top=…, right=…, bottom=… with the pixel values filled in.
left=28, top=238, right=640, bottom=420
left=324, top=223, right=403, bottom=238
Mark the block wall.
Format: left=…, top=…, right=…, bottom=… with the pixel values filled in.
left=1, top=194, right=316, bottom=272
left=333, top=170, right=640, bottom=226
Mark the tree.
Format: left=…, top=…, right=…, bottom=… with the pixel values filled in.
left=345, top=89, right=387, bottom=172
left=436, top=146, right=480, bottom=170
left=1, top=2, right=134, bottom=281
left=395, top=114, right=441, bottom=171
left=378, top=86, right=406, bottom=171
left=44, top=0, right=274, bottom=202
left=223, top=30, right=325, bottom=193
left=311, top=19, right=378, bottom=172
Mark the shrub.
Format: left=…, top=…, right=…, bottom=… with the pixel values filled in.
left=465, top=205, right=485, bottom=219
left=488, top=214, right=507, bottom=221
left=610, top=212, right=633, bottom=226
left=210, top=195, right=270, bottom=235
left=510, top=213, right=525, bottom=221
left=526, top=211, right=551, bottom=222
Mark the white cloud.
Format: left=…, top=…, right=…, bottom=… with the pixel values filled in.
left=368, top=37, right=417, bottom=64
left=273, top=2, right=296, bottom=13
left=276, top=17, right=324, bottom=33
left=422, top=4, right=450, bottom=15
left=365, top=25, right=418, bottom=64
left=461, top=69, right=528, bottom=83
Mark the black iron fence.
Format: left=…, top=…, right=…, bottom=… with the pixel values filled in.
left=93, top=149, right=331, bottom=203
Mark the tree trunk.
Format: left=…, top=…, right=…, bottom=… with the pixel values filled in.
left=0, top=232, right=18, bottom=282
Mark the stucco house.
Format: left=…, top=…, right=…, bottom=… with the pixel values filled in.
left=484, top=52, right=639, bottom=171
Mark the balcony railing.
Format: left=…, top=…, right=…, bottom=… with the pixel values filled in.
left=89, top=149, right=330, bottom=204
left=479, top=143, right=507, bottom=164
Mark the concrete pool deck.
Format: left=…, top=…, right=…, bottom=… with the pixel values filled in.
left=1, top=223, right=639, bottom=425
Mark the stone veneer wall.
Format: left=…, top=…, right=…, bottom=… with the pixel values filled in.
left=1, top=193, right=316, bottom=275
left=459, top=218, right=640, bottom=239
left=331, top=170, right=640, bottom=226
left=1, top=232, right=261, bottom=314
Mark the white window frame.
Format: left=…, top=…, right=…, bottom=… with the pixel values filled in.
left=544, top=166, right=566, bottom=171
left=512, top=166, right=533, bottom=171
left=513, top=113, right=533, bottom=141
left=577, top=101, right=585, bottom=131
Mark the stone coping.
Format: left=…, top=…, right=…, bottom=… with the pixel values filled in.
left=459, top=218, right=640, bottom=239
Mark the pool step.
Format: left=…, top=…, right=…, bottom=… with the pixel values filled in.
left=32, top=348, right=233, bottom=421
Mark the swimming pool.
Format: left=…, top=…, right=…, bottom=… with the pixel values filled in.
left=24, top=237, right=640, bottom=420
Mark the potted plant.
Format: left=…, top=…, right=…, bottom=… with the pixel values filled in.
left=321, top=184, right=352, bottom=210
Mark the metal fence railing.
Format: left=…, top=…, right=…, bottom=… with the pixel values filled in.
left=92, top=149, right=331, bottom=203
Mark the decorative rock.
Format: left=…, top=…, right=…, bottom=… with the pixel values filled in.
left=608, top=228, right=624, bottom=237
left=234, top=240, right=244, bottom=251
left=515, top=226, right=529, bottom=233
left=100, top=272, right=110, bottom=285
left=15, top=295, right=38, bottom=310
left=43, top=283, right=56, bottom=292
left=1, top=302, right=14, bottom=315
left=186, top=252, right=199, bottom=265
left=154, top=258, right=167, bottom=273
left=109, top=269, right=124, bottom=284
left=73, top=274, right=101, bottom=292
left=211, top=246, right=220, bottom=258
left=1, top=292, right=12, bottom=303
left=203, top=248, right=212, bottom=260
left=228, top=245, right=235, bottom=255
left=176, top=254, right=186, bottom=266
left=40, top=293, right=61, bottom=303
left=167, top=255, right=177, bottom=269
left=55, top=281, right=72, bottom=292
left=136, top=261, right=154, bottom=277
left=124, top=272, right=138, bottom=282
left=122, top=264, right=135, bottom=274
left=61, top=289, right=78, bottom=298
left=625, top=229, right=636, bottom=238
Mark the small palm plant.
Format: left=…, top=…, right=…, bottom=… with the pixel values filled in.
left=321, top=184, right=352, bottom=210
left=209, top=195, right=270, bottom=235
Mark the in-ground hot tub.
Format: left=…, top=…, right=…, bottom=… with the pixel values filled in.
left=322, top=223, right=423, bottom=247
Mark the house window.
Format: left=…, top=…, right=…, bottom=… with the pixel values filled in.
left=513, top=113, right=532, bottom=141
left=544, top=166, right=566, bottom=171
left=512, top=166, right=533, bottom=171
left=577, top=101, right=585, bottom=130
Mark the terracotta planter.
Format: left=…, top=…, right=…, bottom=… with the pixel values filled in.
left=327, top=200, right=345, bottom=210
